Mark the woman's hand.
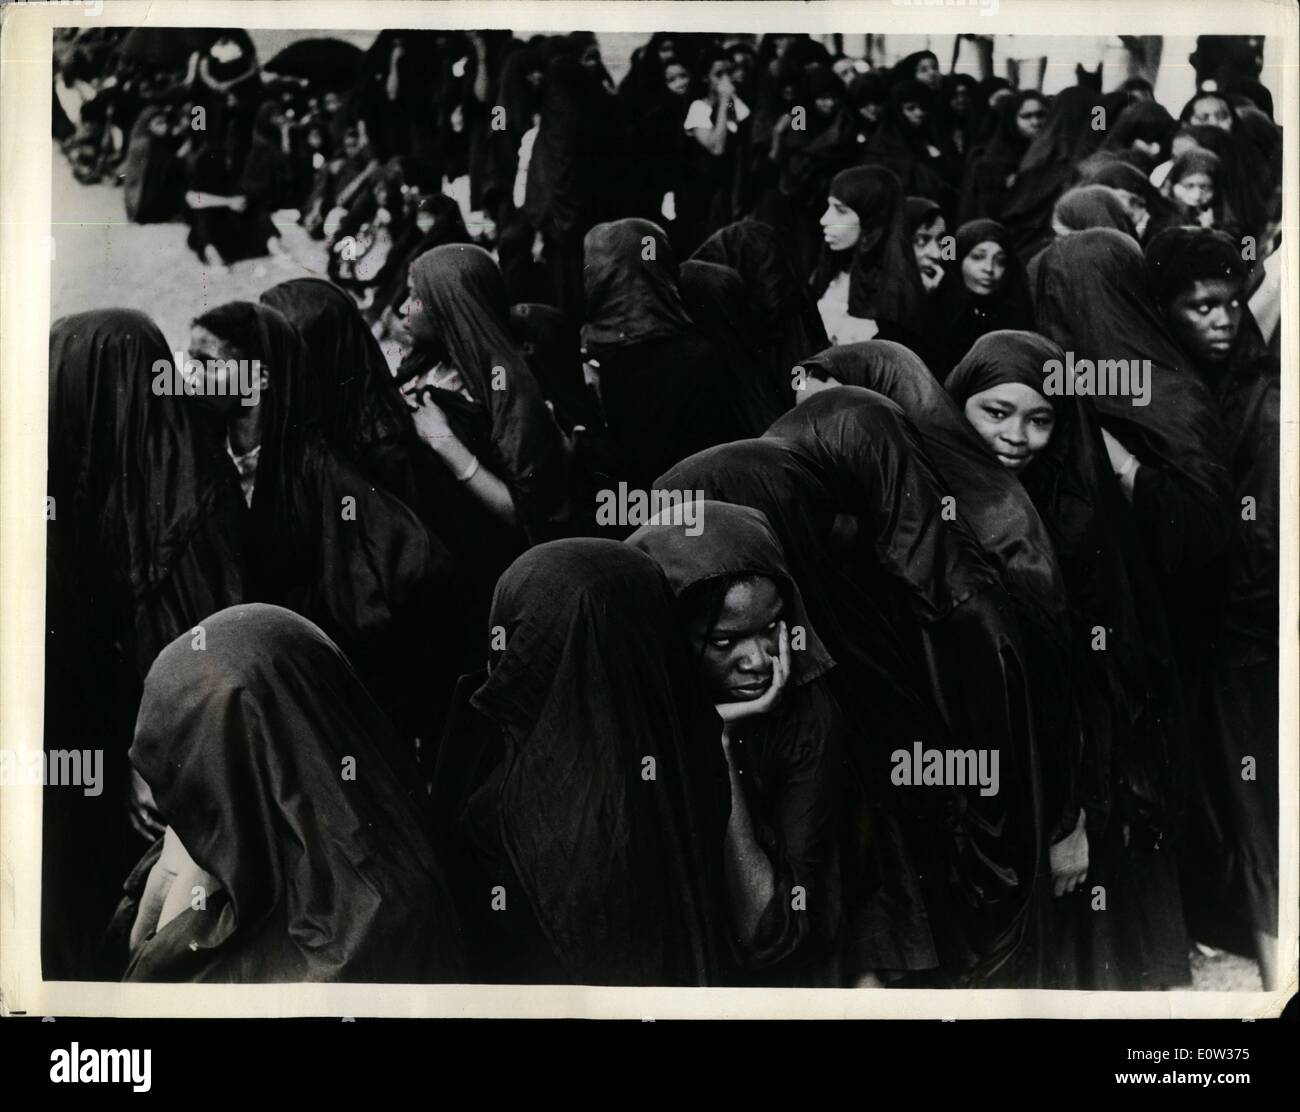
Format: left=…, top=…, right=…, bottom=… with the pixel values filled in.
left=1100, top=427, right=1141, bottom=496
left=715, top=621, right=791, bottom=725
left=1049, top=808, right=1089, bottom=897
left=128, top=767, right=165, bottom=842
left=402, top=385, right=455, bottom=444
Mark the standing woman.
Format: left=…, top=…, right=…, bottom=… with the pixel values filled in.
left=581, top=218, right=749, bottom=492
left=431, top=541, right=729, bottom=985
left=45, top=309, right=248, bottom=979
left=1001, top=86, right=1105, bottom=262
left=863, top=80, right=956, bottom=211
left=1033, top=228, right=1232, bottom=729
left=946, top=331, right=1192, bottom=989
left=112, top=605, right=468, bottom=983
left=812, top=166, right=928, bottom=349
left=678, top=49, right=751, bottom=256
left=628, top=502, right=847, bottom=984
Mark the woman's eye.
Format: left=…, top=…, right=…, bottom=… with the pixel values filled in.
left=984, top=406, right=1008, bottom=419
left=710, top=639, right=732, bottom=650
left=1031, top=416, right=1053, bottom=429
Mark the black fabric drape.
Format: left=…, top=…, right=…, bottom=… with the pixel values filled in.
left=433, top=540, right=729, bottom=985
left=115, top=604, right=467, bottom=982
left=45, top=309, right=249, bottom=979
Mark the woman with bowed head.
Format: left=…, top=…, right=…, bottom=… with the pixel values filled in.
left=110, top=604, right=468, bottom=983
left=430, top=541, right=729, bottom=985
left=628, top=502, right=848, bottom=983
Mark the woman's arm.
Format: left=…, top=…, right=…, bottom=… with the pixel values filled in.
left=721, top=728, right=777, bottom=945
left=408, top=393, right=518, bottom=527
left=690, top=89, right=733, bottom=157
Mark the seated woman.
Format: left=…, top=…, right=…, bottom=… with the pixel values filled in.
left=946, top=330, right=1193, bottom=990
left=582, top=218, right=749, bottom=492
left=812, top=166, right=928, bottom=350
left=399, top=243, right=570, bottom=546
left=430, top=540, right=729, bottom=985
left=181, top=300, right=456, bottom=760
left=627, top=501, right=847, bottom=983
left=110, top=604, right=468, bottom=983
left=1160, top=148, right=1233, bottom=232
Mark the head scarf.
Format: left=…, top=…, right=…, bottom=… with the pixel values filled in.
left=906, top=195, right=943, bottom=235
left=259, top=278, right=411, bottom=461
left=406, top=244, right=568, bottom=535
left=471, top=539, right=727, bottom=985
left=1051, top=185, right=1137, bottom=237
left=627, top=500, right=833, bottom=686
left=820, top=166, right=928, bottom=333
left=125, top=604, right=467, bottom=982
left=1101, top=99, right=1176, bottom=159
left=582, top=217, right=694, bottom=355
left=507, top=301, right=595, bottom=433
left=48, top=309, right=248, bottom=675
left=1031, top=227, right=1231, bottom=557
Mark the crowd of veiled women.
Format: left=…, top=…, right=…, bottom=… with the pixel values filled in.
left=45, top=30, right=1282, bottom=991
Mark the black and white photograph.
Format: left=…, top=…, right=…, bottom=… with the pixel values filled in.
left=0, top=0, right=1294, bottom=1027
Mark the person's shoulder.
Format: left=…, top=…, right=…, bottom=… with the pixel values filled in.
left=683, top=99, right=712, bottom=131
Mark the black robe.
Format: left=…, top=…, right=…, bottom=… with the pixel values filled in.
left=45, top=309, right=248, bottom=979
left=431, top=540, right=730, bottom=985
left=111, top=604, right=467, bottom=982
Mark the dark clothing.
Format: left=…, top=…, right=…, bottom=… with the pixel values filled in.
left=113, top=604, right=467, bottom=982
left=431, top=540, right=730, bottom=985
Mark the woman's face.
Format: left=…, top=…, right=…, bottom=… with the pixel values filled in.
left=690, top=577, right=783, bottom=702
left=657, top=38, right=676, bottom=64
left=950, top=85, right=972, bottom=117
left=1172, top=171, right=1214, bottom=210
left=1189, top=95, right=1233, bottom=131
left=914, top=56, right=941, bottom=90
left=900, top=100, right=927, bottom=129
left=706, top=59, right=733, bottom=95
left=963, top=384, right=1056, bottom=472
left=912, top=214, right=947, bottom=291
left=1015, top=97, right=1047, bottom=140
left=833, top=57, right=857, bottom=86
left=664, top=62, right=690, bottom=97
left=400, top=281, right=442, bottom=352
left=185, top=325, right=251, bottom=417
left=821, top=195, right=861, bottom=251
left=858, top=99, right=883, bottom=124
left=815, top=93, right=840, bottom=118
left=1165, top=277, right=1244, bottom=365
left=961, top=240, right=1007, bottom=296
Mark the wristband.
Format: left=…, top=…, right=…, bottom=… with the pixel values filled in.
left=457, top=455, right=481, bottom=483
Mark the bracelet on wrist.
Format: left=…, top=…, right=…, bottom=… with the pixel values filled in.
left=457, top=455, right=481, bottom=483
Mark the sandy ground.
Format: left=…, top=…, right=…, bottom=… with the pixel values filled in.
left=47, top=152, right=1263, bottom=994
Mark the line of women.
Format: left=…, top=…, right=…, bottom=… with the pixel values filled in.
left=44, top=71, right=1281, bottom=991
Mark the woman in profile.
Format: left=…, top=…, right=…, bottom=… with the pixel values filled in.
left=811, top=165, right=928, bottom=349
left=431, top=540, right=728, bottom=985
left=113, top=604, right=468, bottom=983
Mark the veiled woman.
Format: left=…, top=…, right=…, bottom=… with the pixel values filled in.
left=628, top=502, right=847, bottom=983
left=110, top=605, right=468, bottom=983
left=45, top=309, right=248, bottom=979
left=1033, top=228, right=1232, bottom=728
left=946, top=331, right=1192, bottom=988
left=431, top=540, right=729, bottom=985
left=582, top=218, right=748, bottom=492
left=692, top=219, right=829, bottom=407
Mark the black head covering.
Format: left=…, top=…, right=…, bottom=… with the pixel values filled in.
left=49, top=309, right=248, bottom=674
left=258, top=278, right=410, bottom=461
left=627, top=500, right=833, bottom=687
left=125, top=604, right=467, bottom=982
left=508, top=301, right=595, bottom=433
left=906, top=195, right=943, bottom=235
left=407, top=244, right=568, bottom=536
left=1101, top=100, right=1176, bottom=158
left=794, top=340, right=1067, bottom=636
left=470, top=539, right=727, bottom=985
left=1051, top=185, right=1137, bottom=237
left=582, top=217, right=693, bottom=354
left=819, top=166, right=928, bottom=334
